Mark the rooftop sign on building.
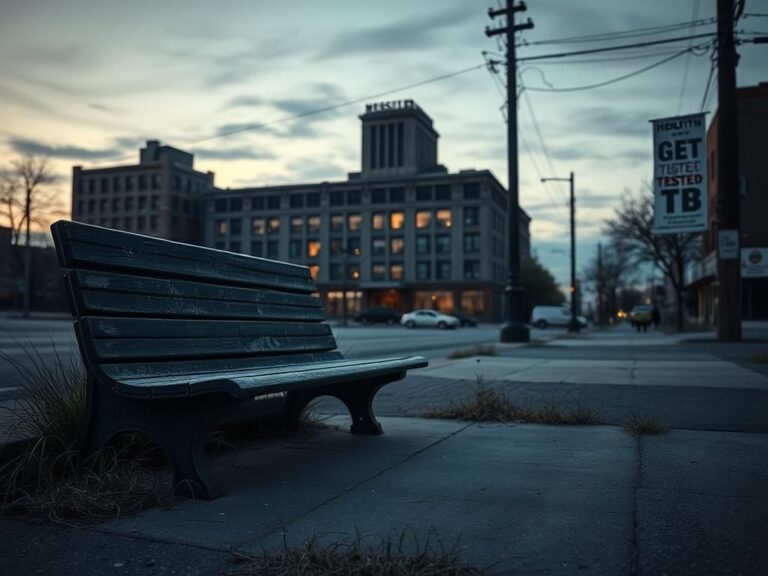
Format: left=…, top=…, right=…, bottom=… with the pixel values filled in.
left=365, top=100, right=419, bottom=113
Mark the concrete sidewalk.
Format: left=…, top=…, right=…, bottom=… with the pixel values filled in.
left=2, top=416, right=766, bottom=575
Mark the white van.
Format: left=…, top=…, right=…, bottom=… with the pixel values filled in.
left=531, top=306, right=575, bottom=329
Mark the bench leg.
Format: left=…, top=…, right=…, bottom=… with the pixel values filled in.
left=335, top=380, right=385, bottom=435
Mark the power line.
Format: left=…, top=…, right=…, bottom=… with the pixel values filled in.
left=524, top=46, right=700, bottom=65
left=525, top=17, right=716, bottom=46
left=519, top=128, right=567, bottom=220
left=523, top=47, right=704, bottom=93
left=678, top=0, right=702, bottom=114
left=700, top=58, right=717, bottom=111
left=518, top=32, right=716, bottom=62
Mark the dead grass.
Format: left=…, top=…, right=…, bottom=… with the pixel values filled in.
left=447, top=344, right=497, bottom=360
left=423, top=379, right=599, bottom=425
left=623, top=413, right=666, bottom=436
left=228, top=531, right=484, bottom=576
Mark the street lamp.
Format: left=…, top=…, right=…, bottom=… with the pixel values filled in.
left=541, top=171, right=580, bottom=333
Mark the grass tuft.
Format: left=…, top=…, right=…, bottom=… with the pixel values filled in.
left=623, top=413, right=666, bottom=436
left=423, top=378, right=599, bottom=425
left=447, top=344, right=497, bottom=360
left=228, top=530, right=484, bottom=575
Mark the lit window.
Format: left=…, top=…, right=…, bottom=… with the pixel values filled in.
left=290, top=216, right=303, bottom=235
left=348, top=264, right=360, bottom=280
left=331, top=214, right=344, bottom=232
left=348, top=213, right=362, bottom=231
left=267, top=217, right=280, bottom=234
left=216, top=220, right=228, bottom=236
left=252, top=218, right=265, bottom=236
left=390, top=211, right=404, bottom=230
left=390, top=264, right=404, bottom=281
left=391, top=237, right=404, bottom=255
left=309, top=265, right=320, bottom=280
left=307, top=240, right=321, bottom=258
left=436, top=209, right=452, bottom=228
left=307, top=215, right=321, bottom=233
left=416, top=210, right=432, bottom=229
left=372, top=212, right=385, bottom=230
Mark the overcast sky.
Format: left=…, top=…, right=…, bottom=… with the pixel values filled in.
left=0, top=0, right=765, bottom=292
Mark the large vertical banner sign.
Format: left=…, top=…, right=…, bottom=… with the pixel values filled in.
left=651, top=113, right=708, bottom=234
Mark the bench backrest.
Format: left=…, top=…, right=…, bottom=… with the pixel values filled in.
left=52, top=220, right=340, bottom=377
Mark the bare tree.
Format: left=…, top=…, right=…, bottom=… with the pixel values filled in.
left=582, top=240, right=635, bottom=324
left=604, top=189, right=700, bottom=332
left=0, top=156, right=57, bottom=317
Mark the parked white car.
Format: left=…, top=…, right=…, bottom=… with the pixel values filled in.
left=531, top=306, right=588, bottom=329
left=401, top=309, right=460, bottom=329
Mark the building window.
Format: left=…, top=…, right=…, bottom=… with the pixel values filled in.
left=372, top=237, right=386, bottom=255
left=215, top=198, right=227, bottom=212
left=171, top=195, right=179, bottom=210
left=88, top=179, right=95, bottom=194
left=371, top=188, right=387, bottom=204
left=389, top=187, right=405, bottom=203
left=372, top=212, right=385, bottom=230
left=347, top=190, right=361, bottom=205
left=112, top=198, right=120, bottom=211
left=126, top=176, right=135, bottom=191
left=138, top=196, right=147, bottom=211
left=100, top=178, right=109, bottom=193
left=436, top=234, right=451, bottom=254
left=125, top=197, right=134, bottom=210
left=330, top=238, right=344, bottom=256
left=348, top=236, right=361, bottom=256
left=436, top=209, right=452, bottom=228
left=151, top=195, right=160, bottom=210
left=331, top=214, right=344, bottom=232
left=348, top=264, right=360, bottom=280
left=390, top=264, right=404, bottom=281
left=330, top=191, right=344, bottom=206
left=416, top=235, right=431, bottom=254
left=390, top=236, right=404, bottom=255
left=416, top=261, right=431, bottom=280
left=251, top=196, right=264, bottom=211
left=348, top=213, right=362, bottom=231
left=216, top=220, right=228, bottom=236
left=390, top=211, right=404, bottom=230
left=329, top=263, right=344, bottom=281
left=289, top=239, right=303, bottom=259
left=123, top=217, right=132, bottom=230
left=307, top=215, right=320, bottom=234
left=464, top=233, right=481, bottom=252
left=436, top=261, right=451, bottom=280
left=306, top=192, right=320, bottom=207
left=416, top=186, right=432, bottom=202
left=172, top=175, right=181, bottom=190
left=230, top=218, right=242, bottom=235
left=435, top=185, right=451, bottom=201
left=290, top=194, right=304, bottom=209
left=464, top=206, right=480, bottom=226
left=252, top=218, right=265, bottom=236
left=463, top=183, right=480, bottom=199
left=464, top=260, right=481, bottom=280
left=267, top=217, right=280, bottom=234
left=251, top=241, right=263, bottom=256
left=416, top=210, right=432, bottom=229
left=461, top=290, right=486, bottom=316
left=138, top=175, right=147, bottom=191
left=267, top=240, right=280, bottom=259
left=309, top=265, right=320, bottom=280
left=87, top=200, right=96, bottom=214
left=230, top=197, right=242, bottom=211
left=99, top=199, right=108, bottom=212
left=267, top=195, right=280, bottom=210
left=150, top=215, right=158, bottom=230
left=290, top=216, right=303, bottom=235
left=111, top=217, right=119, bottom=228
left=151, top=174, right=161, bottom=190
left=371, top=263, right=386, bottom=281
left=307, top=240, right=321, bottom=258
left=112, top=177, right=121, bottom=192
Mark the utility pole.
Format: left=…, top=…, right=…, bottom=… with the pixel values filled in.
left=541, top=172, right=579, bottom=332
left=715, top=0, right=741, bottom=341
left=486, top=1, right=534, bottom=343
left=597, top=242, right=604, bottom=325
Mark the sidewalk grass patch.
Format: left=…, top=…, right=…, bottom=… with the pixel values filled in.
left=422, top=378, right=599, bottom=425
left=447, top=344, right=497, bottom=360
left=228, top=531, right=484, bottom=575
left=623, top=413, right=666, bottom=436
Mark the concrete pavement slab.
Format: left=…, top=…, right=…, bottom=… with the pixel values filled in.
left=636, top=430, right=768, bottom=575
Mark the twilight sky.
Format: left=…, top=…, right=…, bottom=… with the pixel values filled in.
left=0, top=0, right=765, bottom=291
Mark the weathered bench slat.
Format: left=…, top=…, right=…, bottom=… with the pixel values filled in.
left=52, top=221, right=315, bottom=293
left=97, top=355, right=427, bottom=399
left=99, top=350, right=344, bottom=386
left=69, top=270, right=323, bottom=321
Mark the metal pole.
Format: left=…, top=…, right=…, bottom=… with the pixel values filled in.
left=568, top=171, right=580, bottom=332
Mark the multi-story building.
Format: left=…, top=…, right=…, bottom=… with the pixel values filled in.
left=204, top=101, right=530, bottom=322
left=71, top=141, right=215, bottom=243
left=687, top=82, right=768, bottom=322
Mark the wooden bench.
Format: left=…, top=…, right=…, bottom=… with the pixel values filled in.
left=51, top=220, right=427, bottom=499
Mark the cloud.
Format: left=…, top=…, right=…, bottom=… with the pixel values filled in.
left=191, top=147, right=275, bottom=161
left=285, top=159, right=347, bottom=182
left=7, top=138, right=120, bottom=160
left=88, top=102, right=123, bottom=114
left=566, top=106, right=656, bottom=138
left=316, top=4, right=476, bottom=60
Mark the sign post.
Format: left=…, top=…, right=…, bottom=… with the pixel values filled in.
left=651, top=113, right=708, bottom=234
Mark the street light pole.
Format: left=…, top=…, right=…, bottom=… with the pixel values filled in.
left=542, top=172, right=580, bottom=332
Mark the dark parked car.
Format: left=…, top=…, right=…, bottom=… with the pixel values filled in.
left=354, top=307, right=401, bottom=325
left=454, top=313, right=478, bottom=327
